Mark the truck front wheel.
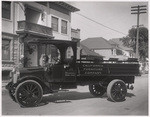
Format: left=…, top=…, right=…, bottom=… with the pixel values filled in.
left=89, top=84, right=106, bottom=97
left=107, top=79, right=127, bottom=102
left=15, top=80, right=43, bottom=107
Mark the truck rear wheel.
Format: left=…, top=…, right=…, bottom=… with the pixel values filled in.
left=89, top=84, right=106, bottom=97
left=15, top=80, right=43, bottom=107
left=107, top=79, right=127, bottom=102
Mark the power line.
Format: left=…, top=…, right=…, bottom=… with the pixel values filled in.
left=75, top=12, right=127, bottom=36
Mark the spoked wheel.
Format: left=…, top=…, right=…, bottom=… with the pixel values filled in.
left=15, top=80, right=43, bottom=107
left=107, top=79, right=127, bottom=102
left=89, top=84, right=106, bottom=97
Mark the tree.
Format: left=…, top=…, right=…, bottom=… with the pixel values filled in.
left=120, top=27, right=148, bottom=72
left=120, top=27, right=148, bottom=61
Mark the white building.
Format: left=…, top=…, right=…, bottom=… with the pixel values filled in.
left=2, top=1, right=80, bottom=80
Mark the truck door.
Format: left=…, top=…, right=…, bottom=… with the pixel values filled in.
left=63, top=46, right=76, bottom=82
left=49, top=46, right=76, bottom=82
left=46, top=46, right=64, bottom=82
left=51, top=64, right=64, bottom=82
left=43, top=41, right=77, bottom=83
left=39, top=43, right=63, bottom=82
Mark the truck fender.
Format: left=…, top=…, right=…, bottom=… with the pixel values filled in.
left=17, top=75, right=50, bottom=93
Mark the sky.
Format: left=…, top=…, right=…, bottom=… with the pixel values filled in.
left=68, top=1, right=148, bottom=41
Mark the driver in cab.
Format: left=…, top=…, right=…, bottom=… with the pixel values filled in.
left=39, top=54, right=60, bottom=71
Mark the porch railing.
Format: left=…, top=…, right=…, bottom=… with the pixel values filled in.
left=18, top=21, right=53, bottom=36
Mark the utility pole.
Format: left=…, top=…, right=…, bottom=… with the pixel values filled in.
left=131, top=5, right=147, bottom=60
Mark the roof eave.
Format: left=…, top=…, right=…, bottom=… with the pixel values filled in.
left=55, top=2, right=80, bottom=12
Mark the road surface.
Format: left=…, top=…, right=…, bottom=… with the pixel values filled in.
left=2, top=74, right=148, bottom=115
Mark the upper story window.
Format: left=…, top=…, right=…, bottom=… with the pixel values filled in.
left=51, top=16, right=58, bottom=32
left=61, top=20, right=67, bottom=34
left=2, top=39, right=11, bottom=60
left=2, top=1, right=11, bottom=20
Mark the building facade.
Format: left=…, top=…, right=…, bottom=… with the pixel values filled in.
left=2, top=1, right=80, bottom=80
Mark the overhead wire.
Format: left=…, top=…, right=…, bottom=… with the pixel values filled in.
left=75, top=12, right=128, bottom=36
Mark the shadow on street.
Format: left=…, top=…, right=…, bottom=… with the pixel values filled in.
left=37, top=91, right=135, bottom=107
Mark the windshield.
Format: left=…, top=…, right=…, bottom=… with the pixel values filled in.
left=39, top=44, right=60, bottom=67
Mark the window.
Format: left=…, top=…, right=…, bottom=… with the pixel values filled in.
left=66, top=46, right=73, bottom=59
left=116, top=49, right=123, bottom=55
left=2, top=40, right=11, bottom=60
left=51, top=16, right=58, bottom=32
left=61, top=20, right=67, bottom=34
left=39, top=44, right=60, bottom=66
left=2, top=1, right=11, bottom=20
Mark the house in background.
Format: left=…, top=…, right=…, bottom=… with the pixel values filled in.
left=81, top=37, right=134, bottom=60
left=2, top=1, right=80, bottom=80
left=109, top=38, right=135, bottom=58
left=81, top=37, right=115, bottom=60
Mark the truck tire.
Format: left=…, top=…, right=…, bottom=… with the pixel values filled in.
left=107, top=79, right=127, bottom=102
left=89, top=84, right=106, bottom=97
left=15, top=80, right=43, bottom=107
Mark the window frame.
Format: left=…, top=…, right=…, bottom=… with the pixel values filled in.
left=2, top=1, right=12, bottom=21
left=61, top=19, right=68, bottom=34
left=51, top=16, right=59, bottom=32
left=2, top=39, right=12, bottom=61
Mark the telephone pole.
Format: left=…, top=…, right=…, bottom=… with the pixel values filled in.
left=131, top=5, right=147, bottom=60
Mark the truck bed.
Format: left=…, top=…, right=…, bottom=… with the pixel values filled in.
left=77, top=59, right=140, bottom=76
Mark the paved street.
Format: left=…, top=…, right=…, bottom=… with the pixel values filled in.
left=2, top=74, right=148, bottom=115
